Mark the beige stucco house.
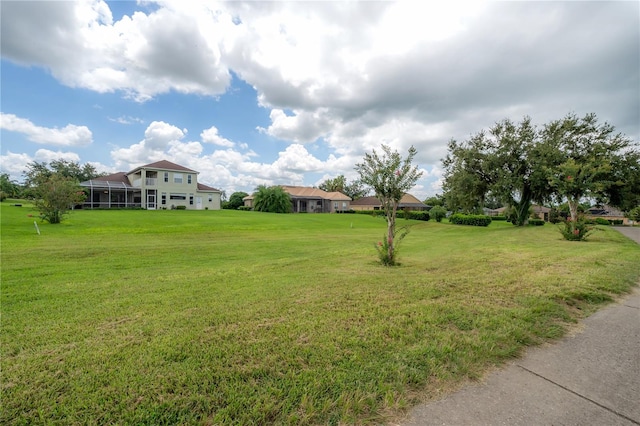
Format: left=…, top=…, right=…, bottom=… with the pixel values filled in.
left=80, top=160, right=222, bottom=210
left=243, top=185, right=351, bottom=213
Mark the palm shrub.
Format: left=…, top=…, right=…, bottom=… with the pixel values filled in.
left=559, top=216, right=594, bottom=241
left=252, top=185, right=292, bottom=213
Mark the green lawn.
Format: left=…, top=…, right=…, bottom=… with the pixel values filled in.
left=2, top=201, right=639, bottom=425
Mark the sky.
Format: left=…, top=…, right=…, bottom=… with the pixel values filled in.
left=1, top=0, right=638, bottom=200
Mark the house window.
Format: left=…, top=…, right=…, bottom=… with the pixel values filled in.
left=170, top=193, right=186, bottom=200
left=187, top=174, right=192, bottom=184
left=189, top=194, right=194, bottom=205
left=174, top=173, right=183, bottom=184
left=164, top=172, right=169, bottom=182
left=342, top=202, right=347, bottom=210
left=208, top=195, right=213, bottom=202
left=334, top=202, right=338, bottom=210
left=161, top=193, right=167, bottom=205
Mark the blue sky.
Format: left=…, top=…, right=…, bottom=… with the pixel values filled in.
left=1, top=1, right=638, bottom=200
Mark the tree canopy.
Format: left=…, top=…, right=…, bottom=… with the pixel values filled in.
left=223, top=191, right=249, bottom=210
left=318, top=175, right=368, bottom=200
left=33, top=174, right=86, bottom=224
left=355, top=144, right=423, bottom=265
left=442, top=113, right=638, bottom=228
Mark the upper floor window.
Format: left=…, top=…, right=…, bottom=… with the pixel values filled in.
left=174, top=173, right=183, bottom=184
left=164, top=172, right=169, bottom=183
left=187, top=174, right=192, bottom=184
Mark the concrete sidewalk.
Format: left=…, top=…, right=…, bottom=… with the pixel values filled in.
left=400, top=288, right=640, bottom=425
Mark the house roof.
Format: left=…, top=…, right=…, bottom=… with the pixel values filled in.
left=588, top=205, right=625, bottom=217
left=281, top=186, right=351, bottom=201
left=244, top=186, right=351, bottom=201
left=80, top=172, right=135, bottom=189
left=351, top=193, right=426, bottom=207
left=129, top=160, right=197, bottom=174
left=197, top=183, right=221, bottom=192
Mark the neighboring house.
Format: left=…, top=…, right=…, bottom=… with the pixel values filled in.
left=494, top=205, right=551, bottom=221
left=587, top=205, right=631, bottom=225
left=350, top=193, right=428, bottom=211
left=80, top=160, right=222, bottom=210
left=243, top=185, right=352, bottom=213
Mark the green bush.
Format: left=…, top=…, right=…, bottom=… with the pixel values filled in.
left=449, top=213, right=492, bottom=227
left=609, top=219, right=623, bottom=225
left=594, top=218, right=610, bottom=226
left=429, top=205, right=447, bottom=222
left=528, top=219, right=545, bottom=226
left=405, top=210, right=430, bottom=221
left=237, top=206, right=252, bottom=211
left=491, top=215, right=507, bottom=221
left=559, top=218, right=594, bottom=241
left=176, top=205, right=187, bottom=210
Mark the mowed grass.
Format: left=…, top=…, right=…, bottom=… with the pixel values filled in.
left=2, top=201, right=639, bottom=425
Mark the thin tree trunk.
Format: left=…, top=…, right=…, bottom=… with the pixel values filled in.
left=568, top=198, right=579, bottom=222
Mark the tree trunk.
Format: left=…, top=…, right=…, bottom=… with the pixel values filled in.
left=387, top=204, right=396, bottom=263
left=514, top=186, right=532, bottom=226
left=568, top=198, right=579, bottom=222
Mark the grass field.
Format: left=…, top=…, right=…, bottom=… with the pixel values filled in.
left=2, top=201, right=639, bottom=425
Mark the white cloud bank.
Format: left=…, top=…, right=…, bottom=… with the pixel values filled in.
left=0, top=113, right=93, bottom=147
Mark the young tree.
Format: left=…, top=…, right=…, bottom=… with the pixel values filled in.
left=252, top=185, right=292, bottom=213
left=355, top=145, right=423, bottom=266
left=34, top=174, right=86, bottom=224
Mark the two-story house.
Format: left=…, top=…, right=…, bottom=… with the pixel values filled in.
left=80, top=160, right=222, bottom=210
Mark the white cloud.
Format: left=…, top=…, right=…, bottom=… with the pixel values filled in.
left=108, top=116, right=144, bottom=125
left=0, top=113, right=93, bottom=147
left=201, top=126, right=235, bottom=147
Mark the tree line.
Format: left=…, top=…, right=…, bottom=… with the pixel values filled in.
left=439, top=113, right=639, bottom=227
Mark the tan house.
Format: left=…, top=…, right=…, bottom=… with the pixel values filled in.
left=243, top=185, right=351, bottom=213
left=80, top=160, right=222, bottom=210
left=587, top=205, right=632, bottom=225
left=350, top=193, right=428, bottom=211
left=493, top=204, right=551, bottom=221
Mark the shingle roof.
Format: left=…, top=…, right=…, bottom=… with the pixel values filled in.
left=130, top=160, right=197, bottom=174
left=197, top=183, right=221, bottom=192
left=351, top=194, right=425, bottom=207
left=93, top=172, right=130, bottom=184
left=281, top=186, right=351, bottom=201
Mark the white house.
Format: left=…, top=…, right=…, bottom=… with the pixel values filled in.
left=80, top=160, right=222, bottom=210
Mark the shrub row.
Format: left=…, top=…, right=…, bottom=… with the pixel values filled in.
left=491, top=215, right=507, bottom=221
left=399, top=210, right=430, bottom=221
left=449, top=213, right=492, bottom=227
left=528, top=219, right=545, bottom=226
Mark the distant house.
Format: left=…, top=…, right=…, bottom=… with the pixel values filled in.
left=493, top=205, right=551, bottom=221
left=587, top=205, right=631, bottom=225
left=243, top=185, right=351, bottom=213
left=80, top=160, right=222, bottom=210
left=350, top=194, right=428, bottom=211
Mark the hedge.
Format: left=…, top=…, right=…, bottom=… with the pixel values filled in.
left=449, top=213, right=492, bottom=227
left=491, top=215, right=507, bottom=221
left=528, top=219, right=545, bottom=226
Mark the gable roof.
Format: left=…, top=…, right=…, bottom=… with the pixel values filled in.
left=93, top=172, right=130, bottom=184
left=197, top=183, right=221, bottom=192
left=588, top=205, right=625, bottom=217
left=351, top=193, right=426, bottom=207
left=129, top=160, right=197, bottom=174
left=281, top=186, right=351, bottom=201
